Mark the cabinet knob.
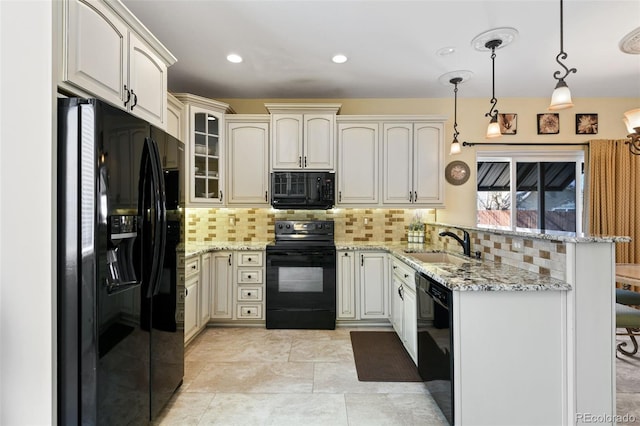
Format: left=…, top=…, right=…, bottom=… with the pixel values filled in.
left=247, top=292, right=252, bottom=296
left=248, top=257, right=252, bottom=262
left=248, top=275, right=252, bottom=279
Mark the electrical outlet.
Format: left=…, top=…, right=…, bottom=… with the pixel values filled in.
left=364, top=217, right=369, bottom=225
left=229, top=217, right=235, bottom=226
left=512, top=240, right=523, bottom=252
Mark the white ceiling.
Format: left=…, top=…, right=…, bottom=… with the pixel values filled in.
left=122, top=0, right=640, bottom=100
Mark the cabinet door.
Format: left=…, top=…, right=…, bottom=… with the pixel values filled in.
left=211, top=252, right=233, bottom=319
left=304, top=114, right=334, bottom=170
left=190, top=106, right=224, bottom=204
left=403, top=286, right=417, bottom=364
left=413, top=123, right=444, bottom=205
left=199, top=253, right=211, bottom=326
left=337, top=251, right=357, bottom=320
left=184, top=276, right=199, bottom=342
left=382, top=123, right=413, bottom=204
left=391, top=275, right=404, bottom=336
left=337, top=123, right=379, bottom=205
left=66, top=0, right=128, bottom=107
left=359, top=252, right=388, bottom=319
left=271, top=114, right=303, bottom=169
left=128, top=32, right=167, bottom=128
left=166, top=93, right=184, bottom=141
left=227, top=121, right=269, bottom=205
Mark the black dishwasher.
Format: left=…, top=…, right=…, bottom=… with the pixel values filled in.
left=416, top=272, right=454, bottom=426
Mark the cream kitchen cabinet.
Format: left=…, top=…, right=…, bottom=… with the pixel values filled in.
left=265, top=104, right=341, bottom=171
left=166, top=93, right=184, bottom=141
left=210, top=252, right=233, bottom=320
left=382, top=120, right=445, bottom=207
left=337, top=250, right=358, bottom=321
left=60, top=0, right=176, bottom=129
left=226, top=116, right=270, bottom=206
left=234, top=251, right=265, bottom=321
left=175, top=94, right=232, bottom=206
left=336, top=122, right=379, bottom=205
left=183, top=255, right=201, bottom=343
left=390, top=256, right=417, bottom=364
left=359, top=251, right=388, bottom=319
left=199, top=253, right=212, bottom=326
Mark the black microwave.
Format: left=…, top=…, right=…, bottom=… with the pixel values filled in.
left=271, top=171, right=335, bottom=210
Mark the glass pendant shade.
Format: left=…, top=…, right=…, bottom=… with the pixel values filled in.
left=549, top=79, right=573, bottom=110
left=624, top=108, right=640, bottom=133
left=450, top=138, right=461, bottom=155
left=486, top=116, right=501, bottom=138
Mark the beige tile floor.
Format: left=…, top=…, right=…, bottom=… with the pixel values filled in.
left=155, top=327, right=640, bottom=426
left=154, top=327, right=447, bottom=425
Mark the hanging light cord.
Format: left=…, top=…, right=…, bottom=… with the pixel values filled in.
left=451, top=77, right=461, bottom=141
left=485, top=40, right=501, bottom=120
left=553, top=0, right=577, bottom=82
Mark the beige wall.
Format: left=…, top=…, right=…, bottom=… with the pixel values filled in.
left=217, top=96, right=637, bottom=226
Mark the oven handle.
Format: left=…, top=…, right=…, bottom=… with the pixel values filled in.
left=267, top=250, right=336, bottom=257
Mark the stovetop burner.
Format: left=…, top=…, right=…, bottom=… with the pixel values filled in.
left=272, top=220, right=334, bottom=245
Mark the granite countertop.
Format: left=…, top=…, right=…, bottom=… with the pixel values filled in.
left=184, top=240, right=571, bottom=292
left=338, top=242, right=571, bottom=292
left=184, top=242, right=271, bottom=257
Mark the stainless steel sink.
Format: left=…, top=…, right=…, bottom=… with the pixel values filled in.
left=404, top=251, right=469, bottom=266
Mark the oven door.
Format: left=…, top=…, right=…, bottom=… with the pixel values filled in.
left=266, top=246, right=336, bottom=329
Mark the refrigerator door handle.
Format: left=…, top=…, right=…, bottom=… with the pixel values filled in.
left=139, top=138, right=162, bottom=299
left=148, top=137, right=167, bottom=297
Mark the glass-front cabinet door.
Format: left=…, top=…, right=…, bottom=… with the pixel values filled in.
left=190, top=106, right=224, bottom=204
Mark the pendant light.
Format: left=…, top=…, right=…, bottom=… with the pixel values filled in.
left=438, top=70, right=473, bottom=155
left=450, top=77, right=463, bottom=154
left=484, top=39, right=502, bottom=139
left=471, top=28, right=518, bottom=140
left=549, top=0, right=577, bottom=110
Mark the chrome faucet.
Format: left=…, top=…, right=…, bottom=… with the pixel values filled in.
left=439, top=229, right=471, bottom=257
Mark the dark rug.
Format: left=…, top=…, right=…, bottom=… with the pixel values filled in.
left=350, top=331, right=422, bottom=382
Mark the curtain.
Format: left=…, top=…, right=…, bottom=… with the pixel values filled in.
left=588, top=139, right=640, bottom=269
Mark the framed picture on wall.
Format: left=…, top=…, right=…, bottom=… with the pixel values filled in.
left=576, top=113, right=598, bottom=134
left=499, top=113, right=517, bottom=135
left=537, top=113, right=560, bottom=134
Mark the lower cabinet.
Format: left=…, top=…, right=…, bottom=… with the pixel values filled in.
left=200, top=252, right=212, bottom=326
left=183, top=255, right=201, bottom=343
left=211, top=252, right=233, bottom=320
left=234, top=251, right=265, bottom=321
left=390, top=256, right=418, bottom=364
left=359, top=251, right=389, bottom=319
left=337, top=250, right=358, bottom=320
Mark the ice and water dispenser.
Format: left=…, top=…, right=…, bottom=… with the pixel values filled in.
left=106, top=214, right=139, bottom=293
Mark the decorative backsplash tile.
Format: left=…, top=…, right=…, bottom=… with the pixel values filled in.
left=428, top=224, right=566, bottom=280
left=186, top=208, right=566, bottom=279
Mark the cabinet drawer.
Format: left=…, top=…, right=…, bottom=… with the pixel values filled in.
left=238, top=269, right=263, bottom=284
left=177, top=254, right=185, bottom=268
left=237, top=286, right=263, bottom=302
left=237, top=251, right=263, bottom=267
left=236, top=304, right=263, bottom=319
left=185, top=256, right=200, bottom=277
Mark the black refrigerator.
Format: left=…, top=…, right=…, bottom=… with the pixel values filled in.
left=57, top=98, right=184, bottom=425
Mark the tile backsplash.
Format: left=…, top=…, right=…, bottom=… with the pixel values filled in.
left=185, top=208, right=435, bottom=244
left=186, top=208, right=566, bottom=279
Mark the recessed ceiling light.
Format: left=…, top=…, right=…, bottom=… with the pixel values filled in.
left=436, top=46, right=456, bottom=56
left=226, top=53, right=243, bottom=63
left=332, top=54, right=348, bottom=64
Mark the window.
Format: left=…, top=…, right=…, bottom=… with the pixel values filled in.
left=476, top=151, right=584, bottom=233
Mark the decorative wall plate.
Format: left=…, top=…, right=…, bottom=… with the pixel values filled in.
left=445, top=160, right=471, bottom=185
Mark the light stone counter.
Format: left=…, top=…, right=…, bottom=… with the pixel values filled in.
left=184, top=242, right=271, bottom=258
left=336, top=242, right=571, bottom=292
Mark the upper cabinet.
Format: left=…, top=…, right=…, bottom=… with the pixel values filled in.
left=226, top=115, right=270, bottom=206
left=337, top=116, right=445, bottom=208
left=59, top=0, right=176, bottom=129
left=382, top=120, right=445, bottom=207
left=174, top=93, right=233, bottom=206
left=166, top=93, right=185, bottom=141
left=265, top=104, right=341, bottom=171
left=337, top=121, right=379, bottom=205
